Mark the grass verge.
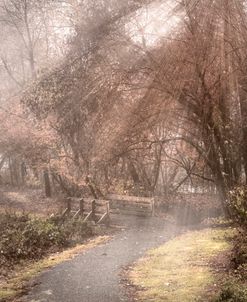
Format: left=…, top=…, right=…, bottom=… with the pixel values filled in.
left=0, top=235, right=110, bottom=301
left=129, top=228, right=235, bottom=302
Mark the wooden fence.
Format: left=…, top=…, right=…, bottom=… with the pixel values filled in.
left=107, top=194, right=155, bottom=217
left=62, top=197, right=110, bottom=225
left=62, top=194, right=155, bottom=225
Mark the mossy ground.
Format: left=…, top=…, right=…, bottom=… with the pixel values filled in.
left=129, top=228, right=235, bottom=302
left=0, top=236, right=110, bottom=301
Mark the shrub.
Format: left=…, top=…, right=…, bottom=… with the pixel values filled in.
left=0, top=213, right=92, bottom=270
left=59, top=219, right=93, bottom=242
left=229, top=187, right=247, bottom=227
left=212, top=281, right=247, bottom=302
left=232, top=230, right=247, bottom=268
left=236, top=264, right=247, bottom=281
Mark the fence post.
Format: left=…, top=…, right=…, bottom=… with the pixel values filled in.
left=62, top=197, right=72, bottom=218
left=106, top=201, right=110, bottom=226
left=67, top=197, right=72, bottom=213
left=79, top=198, right=84, bottom=216
left=92, top=200, right=96, bottom=222
left=151, top=198, right=155, bottom=217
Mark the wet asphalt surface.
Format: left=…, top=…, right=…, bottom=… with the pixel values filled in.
left=20, top=216, right=182, bottom=302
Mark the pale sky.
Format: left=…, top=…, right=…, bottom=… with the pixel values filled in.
left=126, top=0, right=181, bottom=47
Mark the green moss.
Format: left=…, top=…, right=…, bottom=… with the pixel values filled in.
left=130, top=228, right=235, bottom=302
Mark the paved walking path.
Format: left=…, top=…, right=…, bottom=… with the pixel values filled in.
left=21, top=217, right=181, bottom=302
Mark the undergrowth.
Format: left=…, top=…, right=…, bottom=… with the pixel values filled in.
left=0, top=212, right=93, bottom=275
left=212, top=229, right=247, bottom=302
left=212, top=280, right=247, bottom=302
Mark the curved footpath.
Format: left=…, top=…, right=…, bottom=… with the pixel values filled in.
left=20, top=217, right=182, bottom=302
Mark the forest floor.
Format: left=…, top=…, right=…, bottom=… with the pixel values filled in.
left=0, top=186, right=64, bottom=216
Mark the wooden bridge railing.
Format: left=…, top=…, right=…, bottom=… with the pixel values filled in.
left=62, top=197, right=110, bottom=225
left=62, top=194, right=155, bottom=224
left=107, top=194, right=155, bottom=217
